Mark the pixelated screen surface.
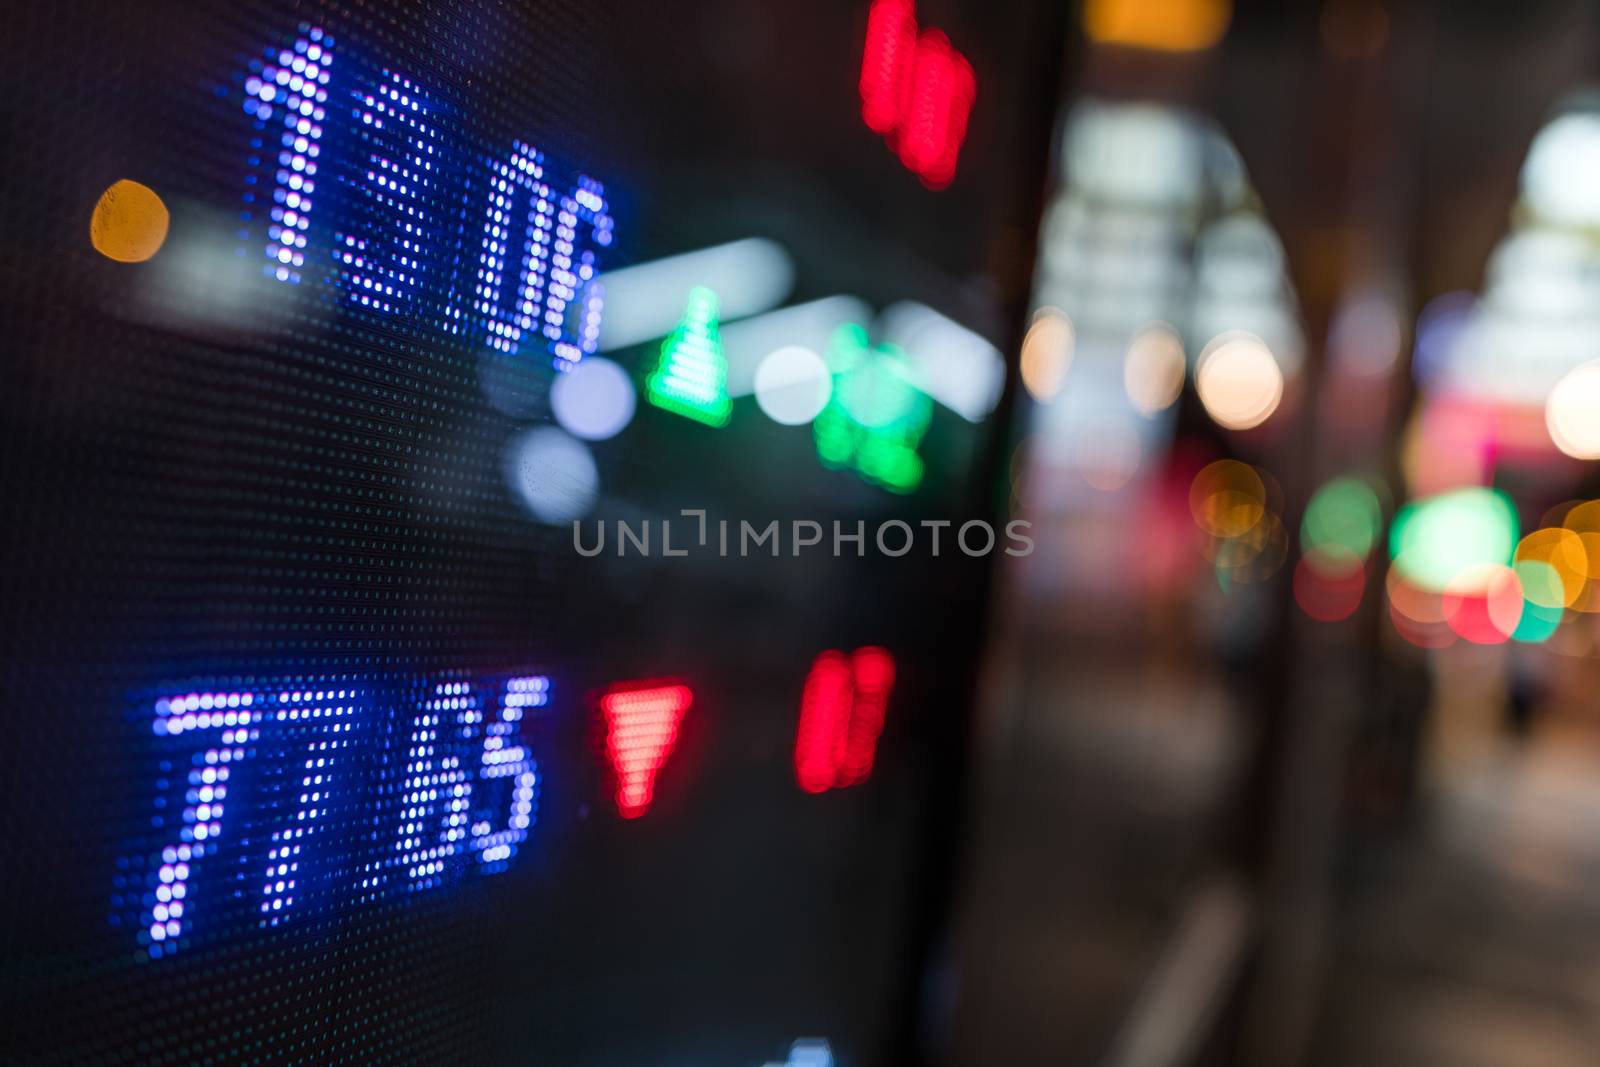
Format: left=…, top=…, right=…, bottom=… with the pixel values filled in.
left=0, top=0, right=1052, bottom=1062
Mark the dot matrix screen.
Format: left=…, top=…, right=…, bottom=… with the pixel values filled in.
left=0, top=0, right=1054, bottom=1062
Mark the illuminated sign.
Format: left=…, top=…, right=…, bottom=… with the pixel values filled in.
left=106, top=17, right=920, bottom=973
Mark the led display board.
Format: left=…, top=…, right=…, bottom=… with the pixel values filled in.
left=0, top=0, right=1063, bottom=1061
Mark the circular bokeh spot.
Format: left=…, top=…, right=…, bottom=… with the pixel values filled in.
left=1441, top=563, right=1523, bottom=645
left=1123, top=323, right=1186, bottom=416
left=90, top=179, right=169, bottom=263
left=1189, top=460, right=1267, bottom=539
left=754, top=345, right=833, bottom=425
left=1546, top=360, right=1600, bottom=459
left=1295, top=547, right=1365, bottom=622
left=1196, top=331, right=1284, bottom=431
left=551, top=357, right=637, bottom=441
left=1301, top=476, right=1383, bottom=560
left=1513, top=528, right=1587, bottom=608
left=1389, top=486, right=1517, bottom=593
left=503, top=427, right=599, bottom=523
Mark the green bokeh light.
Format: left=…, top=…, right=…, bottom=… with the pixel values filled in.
left=1513, top=599, right=1562, bottom=643
left=1513, top=558, right=1564, bottom=611
left=1301, top=476, right=1383, bottom=559
left=1511, top=559, right=1565, bottom=643
left=813, top=324, right=931, bottom=493
left=1389, top=487, right=1518, bottom=593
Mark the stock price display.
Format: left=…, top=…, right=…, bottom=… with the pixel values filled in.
left=0, top=0, right=1013, bottom=1061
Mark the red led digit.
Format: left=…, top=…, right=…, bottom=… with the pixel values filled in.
left=858, top=0, right=975, bottom=188
left=860, top=0, right=918, bottom=134
left=894, top=34, right=976, bottom=190
left=795, top=652, right=855, bottom=794
left=841, top=647, right=894, bottom=786
left=793, top=647, right=896, bottom=793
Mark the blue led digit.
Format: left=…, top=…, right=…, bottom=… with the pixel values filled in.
left=334, top=70, right=437, bottom=313
left=547, top=178, right=613, bottom=367
left=122, top=669, right=554, bottom=955
left=392, top=680, right=478, bottom=889
left=242, top=25, right=332, bottom=285
left=391, top=674, right=548, bottom=887
left=254, top=689, right=362, bottom=927
left=469, top=676, right=545, bottom=867
left=140, top=690, right=258, bottom=956
left=473, top=145, right=614, bottom=368
left=473, top=143, right=557, bottom=359
left=238, top=23, right=617, bottom=364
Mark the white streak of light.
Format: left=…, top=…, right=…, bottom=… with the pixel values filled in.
left=878, top=300, right=1006, bottom=422
left=587, top=238, right=795, bottom=352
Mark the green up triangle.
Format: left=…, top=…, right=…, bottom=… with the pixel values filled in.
left=646, top=287, right=732, bottom=428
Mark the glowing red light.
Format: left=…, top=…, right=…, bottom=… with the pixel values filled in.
left=894, top=33, right=976, bottom=189
left=601, top=683, right=692, bottom=819
left=1386, top=574, right=1456, bottom=649
left=859, top=0, right=976, bottom=189
left=1293, top=552, right=1366, bottom=623
left=1441, top=564, right=1522, bottom=645
left=794, top=647, right=897, bottom=794
left=796, top=652, right=854, bottom=794
left=860, top=0, right=917, bottom=134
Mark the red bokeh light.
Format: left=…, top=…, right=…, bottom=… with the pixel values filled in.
left=601, top=682, right=693, bottom=819
left=1294, top=549, right=1366, bottom=622
left=859, top=0, right=976, bottom=189
left=1386, top=571, right=1456, bottom=648
left=794, top=647, right=897, bottom=794
left=1441, top=564, right=1523, bottom=645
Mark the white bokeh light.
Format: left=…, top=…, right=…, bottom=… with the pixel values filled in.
left=1122, top=322, right=1186, bottom=415
left=1196, top=331, right=1284, bottom=431
left=551, top=357, right=636, bottom=440
left=1546, top=359, right=1600, bottom=459
left=503, top=427, right=599, bottom=523
left=1522, top=111, right=1600, bottom=228
left=754, top=345, right=833, bottom=425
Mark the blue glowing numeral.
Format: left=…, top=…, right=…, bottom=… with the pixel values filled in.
left=140, top=691, right=258, bottom=955
left=243, top=26, right=333, bottom=285
left=548, top=176, right=613, bottom=366
left=253, top=691, right=363, bottom=928
left=334, top=70, right=437, bottom=313
left=391, top=674, right=546, bottom=889
left=469, top=676, right=545, bottom=867
left=392, top=679, right=478, bottom=888
left=473, top=143, right=613, bottom=368
left=240, top=25, right=616, bottom=350
left=473, top=143, right=557, bottom=358
left=124, top=671, right=548, bottom=956
left=138, top=687, right=363, bottom=957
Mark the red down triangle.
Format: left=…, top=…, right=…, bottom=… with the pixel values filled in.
left=602, top=683, right=692, bottom=818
